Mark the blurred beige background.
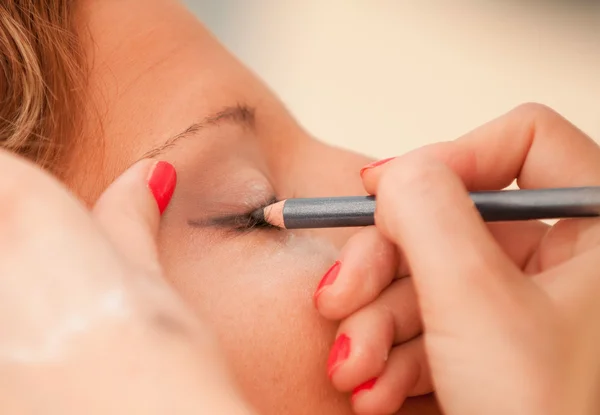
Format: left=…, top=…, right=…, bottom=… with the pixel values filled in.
left=183, top=0, right=600, bottom=158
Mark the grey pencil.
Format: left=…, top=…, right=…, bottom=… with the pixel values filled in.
left=253, top=187, right=600, bottom=229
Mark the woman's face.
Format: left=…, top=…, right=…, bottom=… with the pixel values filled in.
left=71, top=1, right=436, bottom=413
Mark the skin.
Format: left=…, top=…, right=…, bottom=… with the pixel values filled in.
left=2, top=104, right=599, bottom=415
left=320, top=104, right=600, bottom=414
left=1, top=0, right=598, bottom=411
left=65, top=0, right=437, bottom=414
left=0, top=157, right=256, bottom=414
left=52, top=1, right=600, bottom=413
left=359, top=105, right=600, bottom=414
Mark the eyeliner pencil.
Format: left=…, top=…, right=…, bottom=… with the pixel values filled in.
left=254, top=187, right=600, bottom=229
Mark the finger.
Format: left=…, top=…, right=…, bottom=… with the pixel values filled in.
left=351, top=338, right=431, bottom=415
left=364, top=153, right=548, bottom=268
left=525, top=217, right=600, bottom=273
left=315, top=227, right=407, bottom=320
left=0, top=150, right=111, bottom=266
left=362, top=103, right=600, bottom=269
left=361, top=152, right=550, bottom=270
left=532, top=247, right=600, bottom=377
left=327, top=278, right=421, bottom=391
left=536, top=246, right=600, bottom=318
left=363, top=103, right=600, bottom=194
left=93, top=160, right=176, bottom=275
left=0, top=151, right=125, bottom=347
left=486, top=221, right=549, bottom=271
left=374, top=154, right=528, bottom=334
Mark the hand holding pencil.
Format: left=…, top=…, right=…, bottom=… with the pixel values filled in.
left=314, top=105, right=600, bottom=415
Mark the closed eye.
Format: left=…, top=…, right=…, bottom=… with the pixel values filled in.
left=187, top=195, right=280, bottom=234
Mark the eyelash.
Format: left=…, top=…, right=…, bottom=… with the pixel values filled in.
left=196, top=196, right=280, bottom=234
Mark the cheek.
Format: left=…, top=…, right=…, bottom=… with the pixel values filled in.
left=160, top=233, right=352, bottom=414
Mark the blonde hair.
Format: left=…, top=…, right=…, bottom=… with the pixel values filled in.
left=0, top=0, right=83, bottom=174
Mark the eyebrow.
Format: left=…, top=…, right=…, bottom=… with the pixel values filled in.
left=141, top=104, right=256, bottom=158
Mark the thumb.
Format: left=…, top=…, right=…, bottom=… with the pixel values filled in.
left=93, top=160, right=176, bottom=275
left=373, top=154, right=529, bottom=334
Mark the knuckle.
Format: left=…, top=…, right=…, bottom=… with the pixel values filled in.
left=460, top=256, right=500, bottom=284
left=318, top=286, right=355, bottom=320
left=378, top=389, right=404, bottom=415
left=343, top=226, right=377, bottom=254
left=375, top=156, right=451, bottom=228
left=0, top=171, right=47, bottom=225
left=345, top=227, right=396, bottom=271
left=377, top=306, right=397, bottom=342
left=379, top=155, right=451, bottom=201
left=0, top=174, right=67, bottom=253
left=383, top=277, right=415, bottom=310
left=0, top=159, right=82, bottom=242
left=382, top=279, right=421, bottom=334
left=511, top=102, right=559, bottom=122
left=384, top=155, right=438, bottom=189
left=319, top=299, right=346, bottom=321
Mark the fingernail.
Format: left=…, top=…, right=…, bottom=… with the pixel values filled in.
left=314, top=261, right=341, bottom=302
left=148, top=161, right=177, bottom=214
left=327, top=333, right=351, bottom=378
left=351, top=378, right=377, bottom=402
left=359, top=157, right=395, bottom=177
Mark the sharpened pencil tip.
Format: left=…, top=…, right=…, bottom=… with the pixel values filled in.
left=261, top=200, right=287, bottom=229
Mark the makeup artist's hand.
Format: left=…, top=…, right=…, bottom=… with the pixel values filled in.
left=353, top=103, right=600, bottom=415
left=0, top=154, right=251, bottom=415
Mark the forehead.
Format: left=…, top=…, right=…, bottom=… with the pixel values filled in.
left=71, top=0, right=269, bottom=201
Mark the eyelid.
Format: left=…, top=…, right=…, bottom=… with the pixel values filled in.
left=187, top=195, right=278, bottom=232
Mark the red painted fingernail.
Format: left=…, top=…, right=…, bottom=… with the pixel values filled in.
left=148, top=161, right=177, bottom=214
left=351, top=378, right=377, bottom=402
left=327, top=333, right=351, bottom=378
left=359, top=157, right=395, bottom=177
left=314, top=261, right=341, bottom=302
